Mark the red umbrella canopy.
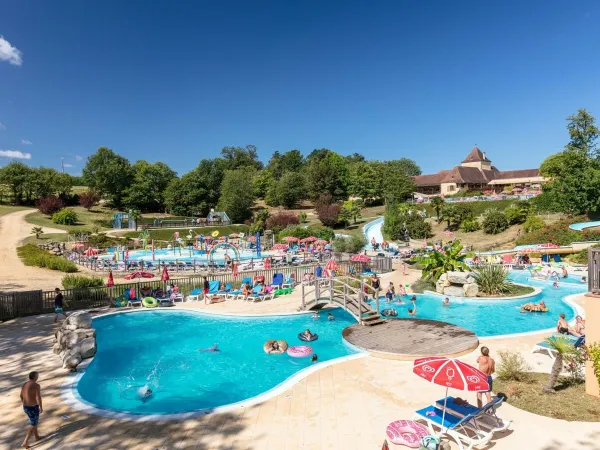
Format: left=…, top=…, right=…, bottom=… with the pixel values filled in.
left=350, top=254, right=371, bottom=263
left=272, top=243, right=289, bottom=250
left=301, top=236, right=318, bottom=243
left=538, top=243, right=560, bottom=249
left=315, top=239, right=328, bottom=245
left=72, top=243, right=85, bottom=249
left=264, top=257, right=271, bottom=269
left=106, top=271, right=115, bottom=288
left=229, top=233, right=240, bottom=238
left=161, top=266, right=170, bottom=281
left=442, top=231, right=454, bottom=236
left=232, top=261, right=238, bottom=277
left=324, top=258, right=339, bottom=271
left=413, top=357, right=489, bottom=391
left=282, top=236, right=299, bottom=243
left=247, top=236, right=257, bottom=242
left=124, top=271, right=155, bottom=280
left=85, top=247, right=98, bottom=257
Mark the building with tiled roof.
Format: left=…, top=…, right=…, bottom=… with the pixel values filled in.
left=412, top=146, right=545, bottom=195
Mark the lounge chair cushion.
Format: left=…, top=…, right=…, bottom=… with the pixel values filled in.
left=386, top=420, right=428, bottom=448
left=414, top=406, right=468, bottom=429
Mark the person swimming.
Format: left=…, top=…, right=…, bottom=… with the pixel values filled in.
left=327, top=313, right=335, bottom=321
left=553, top=280, right=559, bottom=289
left=411, top=295, right=417, bottom=302
left=137, top=385, right=153, bottom=402
left=443, top=297, right=450, bottom=306
left=311, top=354, right=318, bottom=363
left=199, top=344, right=219, bottom=353
left=300, top=329, right=315, bottom=340
left=312, top=312, right=319, bottom=319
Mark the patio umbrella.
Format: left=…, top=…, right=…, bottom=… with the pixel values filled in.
left=72, top=243, right=85, bottom=249
left=315, top=239, right=328, bottom=245
left=247, top=236, right=257, bottom=242
left=282, top=236, right=299, bottom=243
left=264, top=257, right=271, bottom=270
left=232, top=261, right=238, bottom=277
left=413, top=357, right=489, bottom=431
left=324, top=258, right=339, bottom=271
left=124, top=271, right=155, bottom=280
left=350, top=254, right=371, bottom=263
left=229, top=233, right=240, bottom=238
left=161, top=266, right=170, bottom=281
left=442, top=231, right=454, bottom=237
left=272, top=243, right=288, bottom=251
left=301, top=236, right=318, bottom=243
left=85, top=247, right=98, bottom=257
left=106, top=271, right=115, bottom=288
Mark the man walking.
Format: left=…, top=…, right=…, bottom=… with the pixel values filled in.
left=53, top=288, right=67, bottom=323
left=476, top=346, right=496, bottom=408
left=21, top=371, right=43, bottom=449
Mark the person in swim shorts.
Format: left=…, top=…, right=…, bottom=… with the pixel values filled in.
left=21, top=371, right=43, bottom=449
left=557, top=313, right=571, bottom=335
left=476, top=347, right=495, bottom=408
left=53, top=288, right=67, bottom=323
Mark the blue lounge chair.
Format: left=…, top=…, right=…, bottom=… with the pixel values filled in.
left=204, top=280, right=223, bottom=301
left=434, top=395, right=510, bottom=434
left=187, top=288, right=203, bottom=302
left=125, top=288, right=142, bottom=307
left=247, top=284, right=274, bottom=302
left=552, top=254, right=562, bottom=263
left=282, top=273, right=297, bottom=289
left=271, top=273, right=284, bottom=288
left=532, top=335, right=585, bottom=359
left=227, top=277, right=252, bottom=300
left=413, top=406, right=494, bottom=450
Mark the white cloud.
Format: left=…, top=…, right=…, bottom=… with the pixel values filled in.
left=75, top=155, right=83, bottom=161
left=63, top=163, right=74, bottom=168
left=0, top=150, right=31, bottom=159
left=21, top=139, right=33, bottom=145
left=0, top=122, right=5, bottom=130
left=0, top=36, right=23, bottom=66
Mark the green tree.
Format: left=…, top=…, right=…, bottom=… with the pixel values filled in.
left=413, top=240, right=470, bottom=281
left=482, top=208, right=509, bottom=234
left=430, top=197, right=445, bottom=223
left=220, top=145, right=263, bottom=170
left=124, top=161, right=177, bottom=212
left=347, top=161, right=382, bottom=201
left=565, top=108, right=599, bottom=156
left=253, top=170, right=273, bottom=199
left=385, top=158, right=422, bottom=176
left=82, top=147, right=132, bottom=207
left=381, top=203, right=404, bottom=240
left=504, top=201, right=532, bottom=225
left=31, top=227, right=44, bottom=239
left=340, top=200, right=363, bottom=226
left=441, top=205, right=460, bottom=229
left=381, top=162, right=416, bottom=204
left=543, top=336, right=577, bottom=392
left=0, top=161, right=32, bottom=204
left=54, top=173, right=74, bottom=199
left=267, top=149, right=304, bottom=179
left=217, top=168, right=256, bottom=223
left=305, top=150, right=349, bottom=200
left=276, top=172, right=306, bottom=208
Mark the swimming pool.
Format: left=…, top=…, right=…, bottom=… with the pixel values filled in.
left=369, top=271, right=584, bottom=337
left=100, top=247, right=269, bottom=263
left=72, top=308, right=361, bottom=416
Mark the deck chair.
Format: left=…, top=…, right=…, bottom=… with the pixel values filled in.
left=271, top=273, right=284, bottom=289
left=204, top=280, right=223, bottom=301
left=247, top=284, right=274, bottom=302
left=532, top=335, right=585, bottom=359
left=126, top=288, right=142, bottom=307
left=227, top=277, right=252, bottom=300
left=413, top=406, right=494, bottom=450
left=187, top=288, right=203, bottom=302
left=552, top=254, right=562, bottom=263
left=282, top=273, right=296, bottom=289
left=434, top=395, right=511, bottom=434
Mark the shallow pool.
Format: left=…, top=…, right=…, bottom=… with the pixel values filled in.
left=369, top=271, right=584, bottom=337
left=100, top=247, right=270, bottom=263
left=75, top=308, right=360, bottom=415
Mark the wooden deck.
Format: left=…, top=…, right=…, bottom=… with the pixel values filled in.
left=342, top=319, right=479, bottom=360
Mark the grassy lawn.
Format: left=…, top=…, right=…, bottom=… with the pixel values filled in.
left=21, top=233, right=69, bottom=246
left=0, top=205, right=32, bottom=216
left=26, top=206, right=116, bottom=231
left=124, top=224, right=250, bottom=241
left=494, top=373, right=600, bottom=422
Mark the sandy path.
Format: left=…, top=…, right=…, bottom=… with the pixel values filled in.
left=0, top=209, right=67, bottom=292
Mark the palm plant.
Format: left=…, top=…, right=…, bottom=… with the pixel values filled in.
left=31, top=227, right=44, bottom=239
left=441, top=205, right=460, bottom=230
left=543, top=335, right=577, bottom=392
left=472, top=265, right=513, bottom=294
left=413, top=240, right=470, bottom=281
left=430, top=196, right=445, bottom=223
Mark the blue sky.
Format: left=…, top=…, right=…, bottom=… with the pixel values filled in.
left=1, top=0, right=599, bottom=176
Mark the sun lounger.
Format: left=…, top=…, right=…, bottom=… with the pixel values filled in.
left=282, top=274, right=296, bottom=289
left=532, top=335, right=585, bottom=359
left=125, top=288, right=142, bottom=307
left=413, top=406, right=493, bottom=450
left=227, top=277, right=252, bottom=300
left=186, top=288, right=203, bottom=302
left=434, top=396, right=510, bottom=434
left=247, top=285, right=274, bottom=302
left=271, top=273, right=284, bottom=289
left=204, top=280, right=223, bottom=301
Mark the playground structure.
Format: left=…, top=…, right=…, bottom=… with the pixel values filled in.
left=112, top=211, right=137, bottom=230
left=208, top=242, right=241, bottom=261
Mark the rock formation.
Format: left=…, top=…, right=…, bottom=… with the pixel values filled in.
left=436, top=271, right=479, bottom=297
left=53, top=311, right=97, bottom=370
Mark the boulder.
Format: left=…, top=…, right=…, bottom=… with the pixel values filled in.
left=66, top=311, right=92, bottom=329
left=446, top=271, right=473, bottom=285
left=435, top=279, right=445, bottom=294
left=466, top=275, right=475, bottom=284
left=438, top=273, right=451, bottom=287
left=63, top=353, right=82, bottom=370
left=71, top=337, right=97, bottom=359
left=443, top=285, right=465, bottom=297
left=65, top=329, right=96, bottom=347
left=463, top=282, right=479, bottom=297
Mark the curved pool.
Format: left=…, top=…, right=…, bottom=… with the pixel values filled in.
left=73, top=308, right=360, bottom=416
left=370, top=271, right=584, bottom=337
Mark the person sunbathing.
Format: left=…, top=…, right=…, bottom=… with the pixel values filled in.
left=575, top=315, right=586, bottom=336
left=241, top=282, right=251, bottom=299
left=557, top=313, right=577, bottom=335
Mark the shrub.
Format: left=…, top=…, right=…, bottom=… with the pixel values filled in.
left=522, top=215, right=545, bottom=233
left=298, top=212, right=308, bottom=223
left=52, top=208, right=79, bottom=225
left=410, top=279, right=436, bottom=293
left=404, top=214, right=433, bottom=239
left=17, top=244, right=78, bottom=273
left=343, top=234, right=367, bottom=253
left=587, top=342, right=600, bottom=388
left=78, top=191, right=101, bottom=210
left=472, top=265, right=512, bottom=294
left=266, top=211, right=299, bottom=232
left=516, top=218, right=600, bottom=246
left=316, top=203, right=341, bottom=227
left=482, top=209, right=509, bottom=234
left=307, top=224, right=335, bottom=241
left=504, top=200, right=533, bottom=225
left=87, top=233, right=121, bottom=248
left=332, top=236, right=348, bottom=252
left=36, top=195, right=64, bottom=215
left=62, top=274, right=105, bottom=289
left=278, top=224, right=334, bottom=242
left=461, top=219, right=481, bottom=233
left=497, top=350, right=531, bottom=382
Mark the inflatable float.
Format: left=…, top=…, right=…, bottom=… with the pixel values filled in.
left=386, top=420, right=429, bottom=448
left=263, top=339, right=288, bottom=354
left=381, top=308, right=398, bottom=317
left=520, top=303, right=549, bottom=313
left=142, top=297, right=158, bottom=308
left=298, top=332, right=318, bottom=342
left=287, top=345, right=313, bottom=358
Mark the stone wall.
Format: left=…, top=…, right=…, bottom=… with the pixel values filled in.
left=53, top=311, right=97, bottom=370
left=436, top=271, right=479, bottom=297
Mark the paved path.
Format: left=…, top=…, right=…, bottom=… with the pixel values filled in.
left=0, top=210, right=66, bottom=292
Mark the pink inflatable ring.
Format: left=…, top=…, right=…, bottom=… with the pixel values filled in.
left=287, top=345, right=313, bottom=358
left=386, top=420, right=429, bottom=448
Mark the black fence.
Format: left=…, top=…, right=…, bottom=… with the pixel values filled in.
left=138, top=219, right=231, bottom=230
left=0, top=257, right=392, bottom=322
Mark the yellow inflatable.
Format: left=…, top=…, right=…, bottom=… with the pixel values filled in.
left=212, top=230, right=219, bottom=237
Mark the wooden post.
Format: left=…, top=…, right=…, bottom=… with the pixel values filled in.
left=343, top=281, right=347, bottom=311
left=301, top=282, right=305, bottom=309
left=329, top=278, right=333, bottom=302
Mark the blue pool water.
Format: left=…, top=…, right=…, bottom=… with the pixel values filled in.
left=569, top=220, right=600, bottom=231
left=101, top=247, right=268, bottom=263
left=75, top=308, right=360, bottom=415
left=369, top=271, right=584, bottom=337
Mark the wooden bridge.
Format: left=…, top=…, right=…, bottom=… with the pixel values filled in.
left=300, top=276, right=385, bottom=326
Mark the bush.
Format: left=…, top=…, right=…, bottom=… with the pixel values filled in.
left=405, top=214, right=433, bottom=239
left=482, top=209, right=509, bottom=234
left=461, top=219, right=481, bottom=232
left=335, top=234, right=368, bottom=254
left=497, top=350, right=531, bottom=382
left=36, top=196, right=64, bottom=215
left=316, top=203, right=341, bottom=227
left=266, top=211, right=299, bottom=232
left=332, top=236, right=348, bottom=253
left=278, top=224, right=334, bottom=242
left=472, top=265, right=512, bottom=294
left=298, top=212, right=308, bottom=223
left=17, top=244, right=78, bottom=273
left=87, top=233, right=121, bottom=248
left=52, top=208, right=79, bottom=225
left=62, top=274, right=105, bottom=289
left=522, top=215, right=545, bottom=233
left=410, top=279, right=435, bottom=293
left=516, top=218, right=600, bottom=246
left=78, top=191, right=101, bottom=210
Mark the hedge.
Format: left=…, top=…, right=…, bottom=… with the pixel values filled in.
left=17, top=244, right=78, bottom=273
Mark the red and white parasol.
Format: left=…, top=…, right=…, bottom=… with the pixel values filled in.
left=232, top=261, right=238, bottom=277
left=247, top=236, right=257, bottom=242
left=324, top=258, right=339, bottom=271
left=161, top=266, right=170, bottom=281
left=442, top=231, right=454, bottom=237
left=85, top=247, right=98, bottom=257
left=350, top=254, right=371, bottom=263
left=124, top=271, right=155, bottom=280
left=272, top=243, right=289, bottom=251
left=301, top=236, right=318, bottom=243
left=106, top=271, right=115, bottom=288
left=282, top=236, right=300, bottom=243
left=315, top=239, right=328, bottom=245
left=264, top=257, right=271, bottom=270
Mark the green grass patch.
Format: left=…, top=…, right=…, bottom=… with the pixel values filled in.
left=26, top=206, right=116, bottom=231
left=0, top=205, right=32, bottom=216
left=494, top=372, right=600, bottom=422
left=62, top=274, right=105, bottom=289
left=17, top=244, right=78, bottom=273
left=22, top=233, right=69, bottom=246
left=124, top=224, right=250, bottom=241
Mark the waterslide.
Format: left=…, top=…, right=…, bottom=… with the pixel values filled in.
left=363, top=217, right=385, bottom=250
left=569, top=221, right=600, bottom=231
